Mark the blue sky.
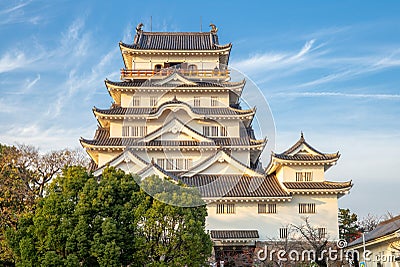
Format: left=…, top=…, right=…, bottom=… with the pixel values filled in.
left=1, top=0, right=399, bottom=218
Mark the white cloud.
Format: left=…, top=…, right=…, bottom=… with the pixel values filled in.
left=1, top=122, right=93, bottom=151
left=0, top=51, right=28, bottom=73
left=231, top=39, right=321, bottom=75
left=272, top=91, right=400, bottom=100
left=0, top=1, right=31, bottom=15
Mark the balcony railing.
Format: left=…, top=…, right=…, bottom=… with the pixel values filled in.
left=120, top=68, right=230, bottom=80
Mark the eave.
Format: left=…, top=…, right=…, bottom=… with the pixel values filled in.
left=347, top=232, right=399, bottom=250
left=119, top=42, right=232, bottom=55
left=92, top=105, right=256, bottom=121
left=203, top=196, right=292, bottom=203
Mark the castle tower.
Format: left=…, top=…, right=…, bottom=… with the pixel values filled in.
left=81, top=24, right=352, bottom=254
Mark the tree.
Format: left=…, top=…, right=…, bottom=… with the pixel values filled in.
left=338, top=208, right=359, bottom=242
left=7, top=167, right=212, bottom=266
left=0, top=144, right=89, bottom=265
left=358, top=213, right=381, bottom=233
left=0, top=144, right=35, bottom=266
left=291, top=217, right=332, bottom=267
left=138, top=175, right=212, bottom=266
left=14, top=144, right=89, bottom=197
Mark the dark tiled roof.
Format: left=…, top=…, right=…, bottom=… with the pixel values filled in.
left=274, top=154, right=339, bottom=161
left=273, top=132, right=339, bottom=161
left=93, top=101, right=254, bottom=117
left=106, top=79, right=245, bottom=89
left=283, top=181, right=352, bottom=190
left=121, top=31, right=231, bottom=51
left=210, top=230, right=259, bottom=239
left=106, top=79, right=232, bottom=88
left=348, top=215, right=400, bottom=247
left=81, top=137, right=264, bottom=148
left=88, top=160, right=98, bottom=172
left=180, top=175, right=290, bottom=198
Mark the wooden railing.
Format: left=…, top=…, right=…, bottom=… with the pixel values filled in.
left=120, top=69, right=230, bottom=79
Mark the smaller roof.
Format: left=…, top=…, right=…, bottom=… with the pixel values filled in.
left=348, top=215, right=400, bottom=247
left=274, top=132, right=339, bottom=161
left=180, top=174, right=290, bottom=198
left=210, top=230, right=259, bottom=239
left=283, top=181, right=352, bottom=190
left=266, top=132, right=340, bottom=175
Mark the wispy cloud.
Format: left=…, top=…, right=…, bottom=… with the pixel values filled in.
left=0, top=51, right=31, bottom=73
left=0, top=0, right=44, bottom=26
left=0, top=1, right=31, bottom=15
left=272, top=91, right=400, bottom=100
left=0, top=122, right=93, bottom=151
left=231, top=39, right=323, bottom=75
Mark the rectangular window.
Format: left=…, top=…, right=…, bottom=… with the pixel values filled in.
left=216, top=203, right=235, bottom=214
left=296, top=172, right=313, bottom=182
left=150, top=96, right=158, bottom=107
left=220, top=126, right=227, bottom=137
left=318, top=228, right=327, bottom=239
left=217, top=204, right=224, bottom=214
left=184, top=159, right=192, bottom=170
left=258, top=203, right=267, bottom=214
left=122, top=126, right=147, bottom=137
left=299, top=203, right=316, bottom=214
left=211, top=96, right=219, bottom=107
left=203, top=126, right=226, bottom=137
left=156, top=158, right=192, bottom=171
left=193, top=96, right=200, bottom=107
left=157, top=159, right=165, bottom=169
left=259, top=204, right=277, bottom=214
left=132, top=96, right=140, bottom=106
left=226, top=203, right=235, bottom=214
left=268, top=203, right=277, bottom=214
left=279, top=228, right=288, bottom=239
left=165, top=159, right=174, bottom=170
left=122, top=126, right=130, bottom=137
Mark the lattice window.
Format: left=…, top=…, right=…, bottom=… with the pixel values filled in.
left=296, top=172, right=313, bottom=182
left=157, top=158, right=192, bottom=171
left=211, top=96, right=219, bottom=106
left=299, top=203, right=316, bottom=214
left=122, top=126, right=130, bottom=137
left=268, top=203, right=277, bottom=214
left=150, top=96, right=158, bottom=107
left=258, top=203, right=267, bottom=214
left=132, top=96, right=140, bottom=106
left=193, top=96, right=200, bottom=107
left=226, top=204, right=235, bottom=214
left=216, top=203, right=235, bottom=214
left=318, top=228, right=327, bottom=239
left=220, top=126, right=227, bottom=136
left=203, top=126, right=226, bottom=137
left=279, top=228, right=288, bottom=239
left=216, top=204, right=224, bottom=214
left=122, top=126, right=147, bottom=137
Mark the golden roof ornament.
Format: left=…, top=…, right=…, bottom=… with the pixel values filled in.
left=209, top=23, right=218, bottom=33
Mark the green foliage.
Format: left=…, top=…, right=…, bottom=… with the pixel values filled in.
left=138, top=175, right=212, bottom=266
left=338, top=208, right=359, bottom=242
left=7, top=167, right=212, bottom=266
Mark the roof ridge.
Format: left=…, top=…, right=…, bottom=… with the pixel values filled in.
left=378, top=214, right=400, bottom=226
left=140, top=31, right=213, bottom=35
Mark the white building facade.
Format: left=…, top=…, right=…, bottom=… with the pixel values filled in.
left=81, top=24, right=352, bottom=249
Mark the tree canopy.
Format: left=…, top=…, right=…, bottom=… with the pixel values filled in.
left=338, top=208, right=359, bottom=242
left=6, top=166, right=212, bottom=266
